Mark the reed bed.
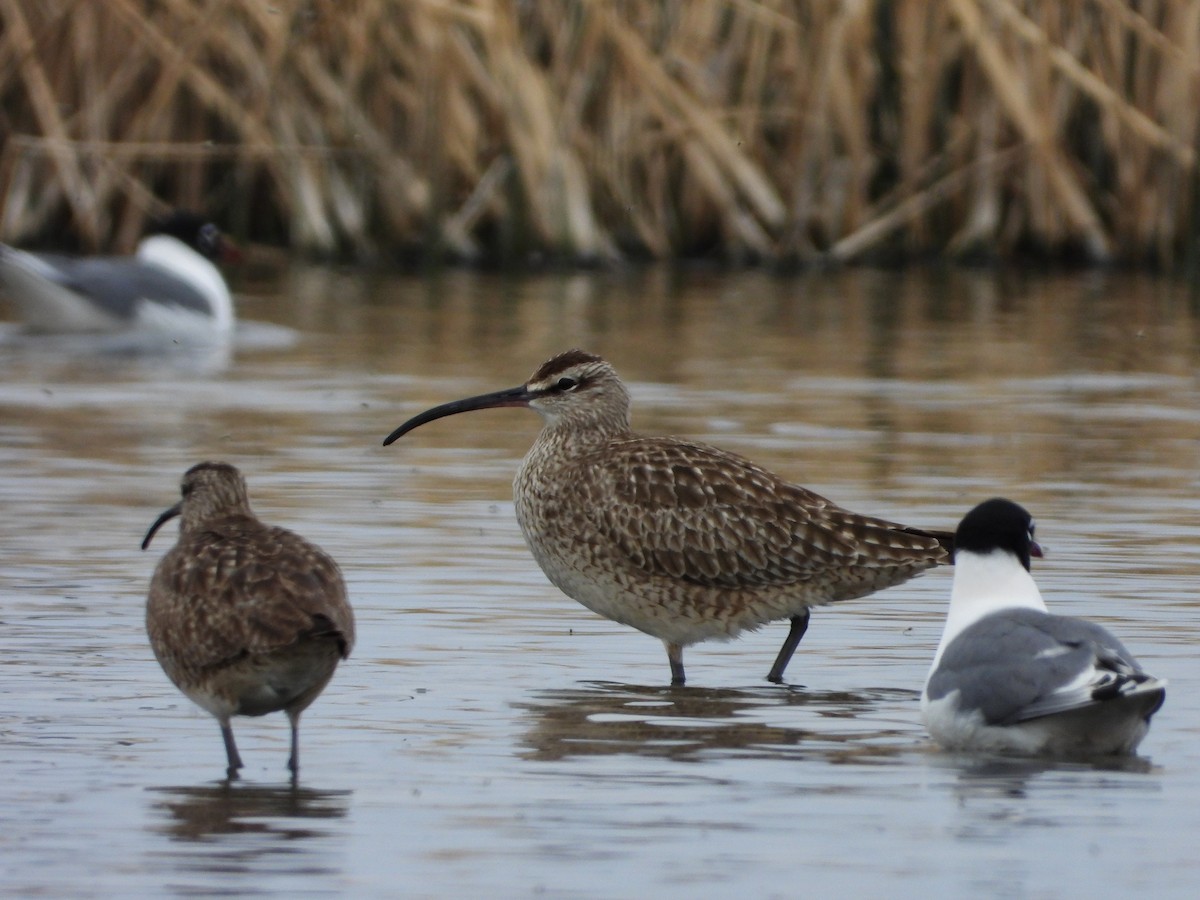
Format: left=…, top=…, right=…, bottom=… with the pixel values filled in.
left=1, top=0, right=1197, bottom=266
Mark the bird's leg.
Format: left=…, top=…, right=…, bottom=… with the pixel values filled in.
left=287, top=711, right=301, bottom=785
left=220, top=720, right=244, bottom=780
left=665, top=641, right=686, bottom=686
left=766, top=610, right=811, bottom=683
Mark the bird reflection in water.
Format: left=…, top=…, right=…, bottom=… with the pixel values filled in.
left=940, top=753, right=1156, bottom=802
left=149, top=782, right=350, bottom=844
left=516, top=681, right=917, bottom=764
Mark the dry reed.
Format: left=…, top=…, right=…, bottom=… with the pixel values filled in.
left=0, top=0, right=1197, bottom=266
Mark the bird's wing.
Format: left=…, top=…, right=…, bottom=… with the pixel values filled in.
left=149, top=520, right=353, bottom=673
left=1009, top=615, right=1160, bottom=721
left=928, top=609, right=1157, bottom=725
left=573, top=437, right=951, bottom=591
left=57, top=258, right=213, bottom=317
left=1, top=248, right=213, bottom=319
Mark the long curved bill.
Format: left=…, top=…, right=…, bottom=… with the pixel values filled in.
left=141, top=503, right=181, bottom=550
left=383, top=385, right=532, bottom=446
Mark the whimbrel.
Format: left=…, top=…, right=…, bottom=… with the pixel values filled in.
left=143, top=462, right=355, bottom=781
left=384, top=349, right=953, bottom=685
left=923, top=498, right=1165, bottom=755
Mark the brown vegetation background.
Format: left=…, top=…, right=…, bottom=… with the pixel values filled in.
left=1, top=0, right=1197, bottom=266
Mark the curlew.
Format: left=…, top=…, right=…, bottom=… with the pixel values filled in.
left=142, top=462, right=354, bottom=781
left=922, top=498, right=1165, bottom=756
left=384, top=349, right=953, bottom=686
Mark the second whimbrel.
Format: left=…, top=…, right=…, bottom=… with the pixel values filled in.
left=143, top=462, right=355, bottom=781
left=384, top=349, right=953, bottom=686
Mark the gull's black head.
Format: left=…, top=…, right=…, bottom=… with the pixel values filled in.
left=146, top=211, right=238, bottom=262
left=954, top=498, right=1044, bottom=571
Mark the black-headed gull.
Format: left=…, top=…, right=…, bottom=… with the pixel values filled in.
left=0, top=211, right=236, bottom=339
left=922, top=498, right=1165, bottom=756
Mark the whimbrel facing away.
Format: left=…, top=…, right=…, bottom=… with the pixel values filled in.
left=143, top=462, right=354, bottom=781
left=923, top=499, right=1165, bottom=756
left=384, top=349, right=953, bottom=686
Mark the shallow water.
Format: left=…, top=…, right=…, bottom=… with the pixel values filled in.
left=1, top=266, right=1198, bottom=897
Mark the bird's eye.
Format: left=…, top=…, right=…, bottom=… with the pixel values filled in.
left=181, top=482, right=194, bottom=497
left=198, top=223, right=220, bottom=252
left=1028, top=521, right=1036, bottom=539
left=555, top=376, right=580, bottom=391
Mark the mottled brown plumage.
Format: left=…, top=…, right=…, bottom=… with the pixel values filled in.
left=385, top=350, right=952, bottom=685
left=143, top=462, right=355, bottom=781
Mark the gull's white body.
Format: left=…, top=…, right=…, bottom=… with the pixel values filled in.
left=1, top=231, right=233, bottom=339
left=923, top=526, right=1164, bottom=757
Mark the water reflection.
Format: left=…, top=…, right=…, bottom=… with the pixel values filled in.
left=0, top=265, right=1195, bottom=897
left=517, top=681, right=915, bottom=764
left=148, top=783, right=350, bottom=888
left=0, top=325, right=234, bottom=375
left=0, top=318, right=296, bottom=379
left=149, top=783, right=350, bottom=843
left=943, top=753, right=1156, bottom=801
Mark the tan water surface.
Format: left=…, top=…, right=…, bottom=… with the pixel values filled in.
left=1, top=266, right=1197, bottom=897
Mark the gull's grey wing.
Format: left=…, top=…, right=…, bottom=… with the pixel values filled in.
left=927, top=608, right=1149, bottom=725
left=2, top=250, right=211, bottom=324
left=47, top=256, right=212, bottom=318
